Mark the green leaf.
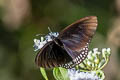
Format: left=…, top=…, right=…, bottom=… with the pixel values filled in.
left=53, top=67, right=70, bottom=80
left=59, top=67, right=70, bottom=80
left=40, top=67, right=48, bottom=80
left=53, top=67, right=63, bottom=80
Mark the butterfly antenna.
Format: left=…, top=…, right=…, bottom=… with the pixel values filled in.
left=36, top=34, right=45, bottom=36
left=48, top=27, right=52, bottom=33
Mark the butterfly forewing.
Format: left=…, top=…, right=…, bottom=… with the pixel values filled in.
left=58, top=16, right=97, bottom=51
left=58, top=16, right=97, bottom=66
left=35, top=41, right=72, bottom=68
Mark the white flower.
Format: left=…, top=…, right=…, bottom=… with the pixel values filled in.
left=79, top=48, right=111, bottom=71
left=97, top=52, right=101, bottom=55
left=87, top=61, right=92, bottom=66
left=87, top=51, right=93, bottom=60
left=94, top=58, right=99, bottom=64
left=49, top=32, right=59, bottom=37
left=33, top=39, right=41, bottom=51
left=102, top=48, right=107, bottom=58
left=88, top=51, right=92, bottom=55
left=102, top=48, right=107, bottom=53
left=40, top=36, right=44, bottom=42
left=93, top=48, right=98, bottom=53
left=33, top=32, right=59, bottom=51
left=68, top=69, right=101, bottom=80
left=107, top=48, right=111, bottom=55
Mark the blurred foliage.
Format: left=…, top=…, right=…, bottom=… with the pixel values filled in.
left=0, top=0, right=119, bottom=80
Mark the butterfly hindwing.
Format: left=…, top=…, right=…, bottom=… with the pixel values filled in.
left=35, top=41, right=72, bottom=68
left=60, top=45, right=88, bottom=68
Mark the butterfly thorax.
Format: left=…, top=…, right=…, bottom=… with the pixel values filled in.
left=45, top=32, right=63, bottom=47
left=45, top=32, right=59, bottom=41
left=54, top=38, right=63, bottom=47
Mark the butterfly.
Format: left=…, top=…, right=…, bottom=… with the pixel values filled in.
left=35, top=16, right=98, bottom=69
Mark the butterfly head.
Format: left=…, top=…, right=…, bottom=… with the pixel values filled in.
left=45, top=32, right=59, bottom=41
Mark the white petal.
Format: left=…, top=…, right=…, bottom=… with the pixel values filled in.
left=41, top=37, right=44, bottom=42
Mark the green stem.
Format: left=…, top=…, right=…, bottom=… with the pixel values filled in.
left=99, top=57, right=109, bottom=70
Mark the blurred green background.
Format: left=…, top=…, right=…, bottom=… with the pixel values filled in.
left=0, top=0, right=120, bottom=80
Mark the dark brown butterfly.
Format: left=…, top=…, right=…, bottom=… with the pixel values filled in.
left=35, top=16, right=98, bottom=69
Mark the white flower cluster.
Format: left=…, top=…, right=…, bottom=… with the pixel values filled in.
left=33, top=37, right=46, bottom=51
left=33, top=32, right=59, bottom=51
left=70, top=48, right=111, bottom=80
left=79, top=48, right=111, bottom=71
left=68, top=69, right=102, bottom=80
